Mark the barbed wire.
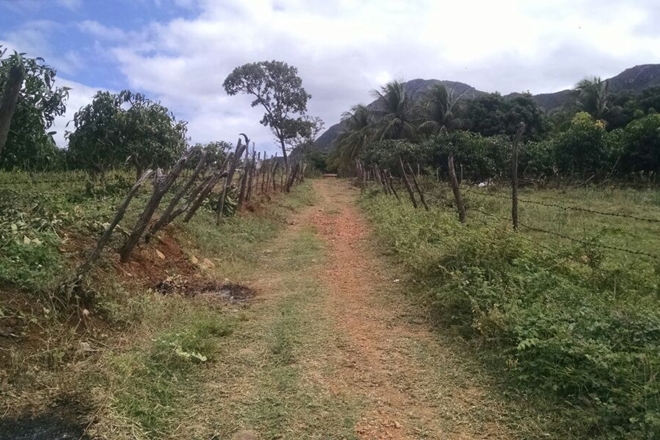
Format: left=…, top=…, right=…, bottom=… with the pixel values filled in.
left=518, top=222, right=660, bottom=260
left=463, top=187, right=660, bottom=224
left=464, top=199, right=660, bottom=260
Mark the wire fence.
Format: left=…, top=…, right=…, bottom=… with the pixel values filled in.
left=461, top=186, right=660, bottom=260
left=462, top=187, right=660, bottom=224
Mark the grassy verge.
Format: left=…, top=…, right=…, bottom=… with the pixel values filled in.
left=85, top=182, right=318, bottom=438
left=360, top=185, right=660, bottom=439
left=0, top=175, right=316, bottom=438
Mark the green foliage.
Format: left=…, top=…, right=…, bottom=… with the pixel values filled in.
left=361, top=189, right=660, bottom=437
left=418, top=84, right=467, bottom=136
left=0, top=48, right=69, bottom=171
left=575, top=77, right=611, bottom=120
left=67, top=90, right=187, bottom=177
left=621, top=114, right=660, bottom=173
left=0, top=189, right=64, bottom=290
left=370, top=80, right=418, bottom=141
left=553, top=112, right=621, bottom=175
left=333, top=104, right=374, bottom=168
left=223, top=60, right=313, bottom=160
left=361, top=139, right=425, bottom=172
left=464, top=92, right=550, bottom=141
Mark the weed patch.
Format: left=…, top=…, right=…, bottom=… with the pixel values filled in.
left=361, top=188, right=660, bottom=438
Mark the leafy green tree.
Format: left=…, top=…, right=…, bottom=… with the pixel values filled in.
left=621, top=114, right=660, bottom=173
left=575, top=77, right=610, bottom=120
left=361, top=139, right=425, bottom=172
left=553, top=112, right=618, bottom=175
left=67, top=91, right=124, bottom=178
left=68, top=90, right=187, bottom=179
left=118, top=91, right=187, bottom=177
left=223, top=61, right=312, bottom=171
left=465, top=93, right=549, bottom=140
left=636, top=86, right=660, bottom=115
left=333, top=104, right=374, bottom=168
left=370, top=80, right=417, bottom=141
left=0, top=48, right=69, bottom=170
left=418, top=84, right=466, bottom=136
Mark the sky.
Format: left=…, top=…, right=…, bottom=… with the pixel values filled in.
left=1, top=0, right=659, bottom=153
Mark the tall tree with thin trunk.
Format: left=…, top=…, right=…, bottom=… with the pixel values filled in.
left=223, top=61, right=312, bottom=171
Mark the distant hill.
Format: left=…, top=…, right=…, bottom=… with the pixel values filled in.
left=314, top=64, right=660, bottom=152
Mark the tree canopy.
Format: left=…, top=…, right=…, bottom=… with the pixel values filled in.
left=68, top=90, right=187, bottom=178
left=223, top=60, right=313, bottom=170
left=0, top=47, right=69, bottom=170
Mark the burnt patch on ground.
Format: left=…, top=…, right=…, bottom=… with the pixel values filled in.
left=155, top=276, right=257, bottom=303
left=0, top=405, right=90, bottom=440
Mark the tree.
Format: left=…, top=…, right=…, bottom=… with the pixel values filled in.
left=67, top=91, right=124, bottom=178
left=0, top=48, right=69, bottom=170
left=575, top=77, right=610, bottom=120
left=118, top=91, right=187, bottom=177
left=370, top=80, right=417, bottom=141
left=621, top=114, right=660, bottom=173
left=553, top=112, right=618, bottom=175
left=333, top=104, right=374, bottom=168
left=418, top=84, right=466, bottom=136
left=223, top=61, right=312, bottom=171
left=68, top=90, right=187, bottom=179
left=465, top=92, right=549, bottom=141
left=288, top=115, right=325, bottom=159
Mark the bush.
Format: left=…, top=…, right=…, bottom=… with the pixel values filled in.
left=553, top=112, right=618, bottom=175
left=621, top=114, right=660, bottom=173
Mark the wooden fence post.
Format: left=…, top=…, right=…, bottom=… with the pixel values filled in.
left=399, top=158, right=418, bottom=209
left=511, top=122, right=526, bottom=231
left=448, top=152, right=466, bottom=223
left=119, top=151, right=192, bottom=262
left=63, top=169, right=154, bottom=299
left=386, top=170, right=401, bottom=202
left=406, top=163, right=429, bottom=211
left=147, top=148, right=208, bottom=240
left=216, top=140, right=247, bottom=224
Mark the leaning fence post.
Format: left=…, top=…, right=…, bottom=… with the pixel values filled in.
left=511, top=122, right=526, bottom=231
left=407, top=162, right=429, bottom=211
left=399, top=158, right=418, bottom=209
left=448, top=152, right=466, bottom=223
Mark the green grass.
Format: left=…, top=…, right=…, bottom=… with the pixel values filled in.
left=360, top=183, right=660, bottom=439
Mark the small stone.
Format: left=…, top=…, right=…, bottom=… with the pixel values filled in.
left=191, top=255, right=199, bottom=265
left=82, top=309, right=90, bottom=317
left=393, top=421, right=402, bottom=429
left=202, top=258, right=215, bottom=269
left=156, top=250, right=165, bottom=260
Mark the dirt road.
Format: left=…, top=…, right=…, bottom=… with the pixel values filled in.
left=177, top=179, right=526, bottom=439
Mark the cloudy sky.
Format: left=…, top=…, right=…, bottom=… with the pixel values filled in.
left=1, top=0, right=659, bottom=153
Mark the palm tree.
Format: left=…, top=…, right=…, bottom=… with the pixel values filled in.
left=575, top=77, right=610, bottom=120
left=333, top=104, right=373, bottom=167
left=418, top=84, right=466, bottom=135
left=370, top=80, right=417, bottom=141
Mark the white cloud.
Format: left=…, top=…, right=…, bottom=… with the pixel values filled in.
left=85, top=0, right=660, bottom=153
left=7, top=0, right=660, bottom=153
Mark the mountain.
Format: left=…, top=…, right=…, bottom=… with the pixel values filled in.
left=314, top=64, right=660, bottom=152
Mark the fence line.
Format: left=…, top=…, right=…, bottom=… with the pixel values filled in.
left=463, top=187, right=660, bottom=224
